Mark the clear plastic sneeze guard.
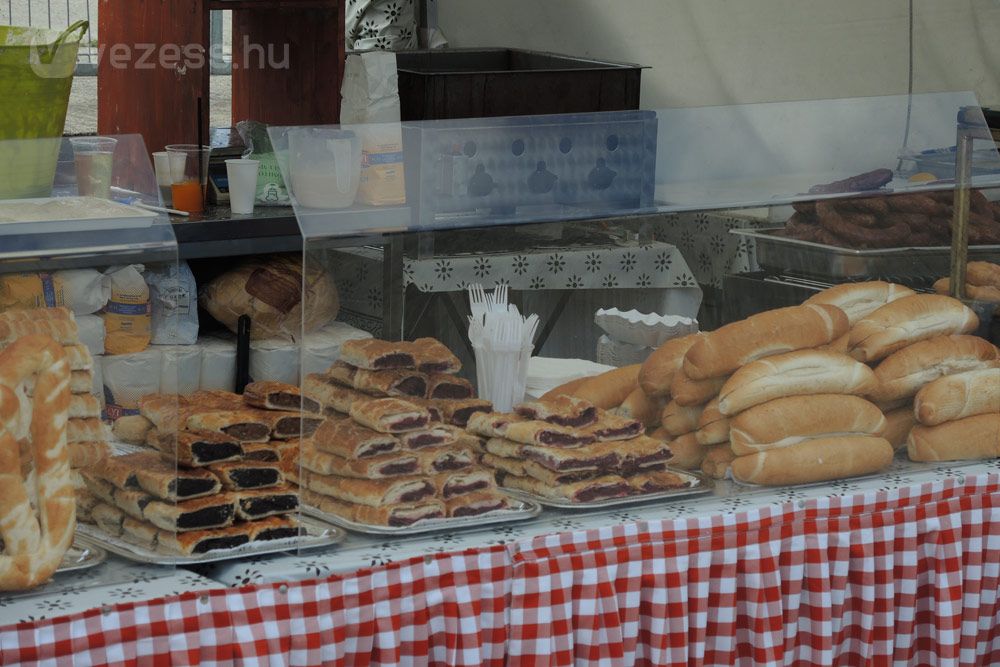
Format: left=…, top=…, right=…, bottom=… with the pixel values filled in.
left=277, top=91, right=1000, bottom=543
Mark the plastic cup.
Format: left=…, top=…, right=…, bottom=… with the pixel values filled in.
left=165, top=144, right=211, bottom=213
left=152, top=151, right=173, bottom=206
left=70, top=136, right=117, bottom=198
left=226, top=158, right=260, bottom=215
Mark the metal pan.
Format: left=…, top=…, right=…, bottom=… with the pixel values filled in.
left=76, top=515, right=345, bottom=566
left=502, top=469, right=713, bottom=510
left=302, top=497, right=542, bottom=536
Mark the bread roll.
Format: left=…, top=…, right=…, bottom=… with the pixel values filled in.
left=718, top=350, right=877, bottom=416
left=638, top=332, right=705, bottom=398
left=695, top=397, right=730, bottom=445
left=933, top=278, right=1000, bottom=303
left=965, top=261, right=1000, bottom=288
left=824, top=333, right=850, bottom=353
left=848, top=295, right=979, bottom=363
left=914, top=368, right=1000, bottom=426
left=700, top=443, right=735, bottom=480
left=907, top=414, right=1000, bottom=462
left=732, top=436, right=893, bottom=486
left=572, top=365, right=640, bottom=409
left=683, top=304, right=848, bottom=380
left=670, top=370, right=726, bottom=407
left=615, top=387, right=665, bottom=428
left=660, top=400, right=704, bottom=437
left=871, top=335, right=1000, bottom=402
left=112, top=415, right=154, bottom=445
left=664, top=432, right=704, bottom=470
left=729, top=394, right=886, bottom=455
left=541, top=376, right=592, bottom=401
left=883, top=406, right=916, bottom=451
left=805, top=281, right=916, bottom=325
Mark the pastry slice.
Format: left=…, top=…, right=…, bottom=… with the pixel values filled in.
left=399, top=425, right=458, bottom=450
left=502, top=419, right=595, bottom=447
left=243, top=380, right=321, bottom=414
left=583, top=412, right=644, bottom=442
left=142, top=493, right=238, bottom=532
left=186, top=410, right=271, bottom=443
left=482, top=437, right=526, bottom=460
left=416, top=445, right=477, bottom=474
left=503, top=473, right=632, bottom=503
left=235, top=488, right=299, bottom=520
left=111, top=451, right=221, bottom=501
left=63, top=344, right=93, bottom=371
left=89, top=501, right=126, bottom=537
left=208, top=461, right=284, bottom=490
left=411, top=338, right=461, bottom=374
left=302, top=440, right=419, bottom=479
left=434, top=468, right=496, bottom=499
left=81, top=472, right=118, bottom=507
left=303, top=373, right=370, bottom=415
left=435, top=398, right=493, bottom=427
left=515, top=395, right=598, bottom=428
left=425, top=373, right=473, bottom=400
left=446, top=490, right=510, bottom=518
left=69, top=441, right=111, bottom=469
left=253, top=409, right=323, bottom=440
left=312, top=417, right=401, bottom=459
left=519, top=459, right=602, bottom=486
left=87, top=452, right=139, bottom=490
left=627, top=469, right=692, bottom=494
left=156, top=523, right=253, bottom=555
left=0, top=310, right=78, bottom=344
left=139, top=394, right=189, bottom=431
left=353, top=367, right=428, bottom=399
left=326, top=360, right=359, bottom=387
left=241, top=442, right=280, bottom=462
left=466, top=411, right=525, bottom=438
left=148, top=428, right=244, bottom=467
left=250, top=515, right=301, bottom=542
left=618, top=435, right=674, bottom=475
left=349, top=398, right=431, bottom=434
left=300, top=487, right=356, bottom=520
left=24, top=369, right=92, bottom=395
left=405, top=398, right=443, bottom=423
left=521, top=440, right=622, bottom=473
left=67, top=418, right=110, bottom=444
left=121, top=516, right=159, bottom=549
left=69, top=394, right=101, bottom=419
left=304, top=472, right=434, bottom=507
left=355, top=500, right=447, bottom=527
left=188, top=390, right=244, bottom=410
left=481, top=452, right=527, bottom=478
left=340, top=338, right=417, bottom=370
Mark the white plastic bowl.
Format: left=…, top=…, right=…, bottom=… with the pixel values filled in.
left=594, top=308, right=698, bottom=347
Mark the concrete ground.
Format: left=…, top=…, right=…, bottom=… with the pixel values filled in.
left=65, top=74, right=234, bottom=135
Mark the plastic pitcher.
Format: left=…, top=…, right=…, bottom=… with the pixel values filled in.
left=0, top=21, right=88, bottom=199
left=288, top=128, right=362, bottom=209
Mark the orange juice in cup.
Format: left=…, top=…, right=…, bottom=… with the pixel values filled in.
left=171, top=180, right=205, bottom=213
left=165, top=144, right=211, bottom=214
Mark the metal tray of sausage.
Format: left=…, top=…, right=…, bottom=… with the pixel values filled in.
left=733, top=227, right=1000, bottom=282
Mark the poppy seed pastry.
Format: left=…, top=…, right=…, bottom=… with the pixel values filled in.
left=208, top=461, right=284, bottom=491
left=243, top=380, right=320, bottom=414
left=235, top=488, right=299, bottom=520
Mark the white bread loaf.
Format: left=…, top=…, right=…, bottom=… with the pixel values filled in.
left=965, top=261, right=1000, bottom=288
left=663, top=431, right=704, bottom=470
left=848, top=294, right=979, bottom=363
left=824, top=333, right=850, bottom=353
left=871, top=335, right=1000, bottom=403
left=805, top=281, right=916, bottom=325
left=638, top=332, right=705, bottom=398
left=669, top=370, right=726, bottom=407
left=729, top=394, right=886, bottom=455
left=695, top=397, right=730, bottom=445
left=683, top=304, right=848, bottom=380
left=660, top=400, right=704, bottom=437
left=907, top=414, right=1000, bottom=462
left=700, top=443, right=735, bottom=480
left=572, top=364, right=640, bottom=409
left=932, top=278, right=1000, bottom=303
left=913, top=368, right=1000, bottom=426
left=882, top=405, right=917, bottom=451
left=732, top=436, right=893, bottom=486
left=718, top=350, right=877, bottom=416
left=615, top=387, right=665, bottom=428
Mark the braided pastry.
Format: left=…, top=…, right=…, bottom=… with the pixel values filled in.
left=0, top=335, right=74, bottom=590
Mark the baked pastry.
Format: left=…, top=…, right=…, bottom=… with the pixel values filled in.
left=155, top=523, right=253, bottom=555
left=618, top=435, right=673, bottom=474
left=398, top=425, right=458, bottom=450
left=311, top=417, right=400, bottom=459
left=139, top=393, right=186, bottom=431
left=429, top=398, right=493, bottom=427
left=446, top=490, right=510, bottom=518
left=243, top=380, right=320, bottom=414
left=907, top=414, right=1000, bottom=462
left=614, top=388, right=664, bottom=429
left=339, top=338, right=416, bottom=370
left=515, top=395, right=597, bottom=428
left=540, top=376, right=591, bottom=401
left=469, top=413, right=596, bottom=447
left=718, top=350, right=877, bottom=416
left=349, top=398, right=431, bottom=434
left=914, top=368, right=1000, bottom=426
left=0, top=315, right=79, bottom=345
left=804, top=281, right=916, bottom=325
left=411, top=338, right=462, bottom=374
left=502, top=473, right=632, bottom=503
left=302, top=439, right=418, bottom=478
left=871, top=335, right=999, bottom=403
left=582, top=412, right=643, bottom=441
left=638, top=332, right=706, bottom=398
left=96, top=451, right=221, bottom=501
left=663, top=432, right=706, bottom=471
left=731, top=436, right=894, bottom=485
left=69, top=393, right=101, bottom=419
left=325, top=360, right=359, bottom=387
left=90, top=502, right=126, bottom=538
left=186, top=411, right=271, bottom=443
left=111, top=414, right=152, bottom=443
left=249, top=516, right=300, bottom=541
left=933, top=278, right=1000, bottom=303
left=481, top=452, right=527, bottom=478
left=571, top=364, right=641, bottom=409
left=304, top=472, right=434, bottom=506
left=67, top=418, right=109, bottom=444
left=729, top=395, right=886, bottom=455
left=208, top=461, right=284, bottom=490
left=503, top=439, right=621, bottom=473
left=700, top=444, right=736, bottom=480
left=68, top=441, right=111, bottom=468
left=234, top=488, right=299, bottom=520
left=433, top=468, right=497, bottom=499
left=417, top=445, right=477, bottom=474
left=669, top=371, right=727, bottom=407
left=357, top=499, right=447, bottom=527
left=0, top=336, right=75, bottom=591
left=684, top=304, right=849, bottom=380
left=142, top=493, right=238, bottom=532
left=425, top=373, right=473, bottom=400
left=695, top=398, right=730, bottom=446
left=62, top=344, right=93, bottom=371
left=629, top=469, right=692, bottom=492
left=188, top=390, right=244, bottom=411
left=253, top=409, right=323, bottom=440
left=660, top=401, right=704, bottom=437
left=883, top=405, right=917, bottom=450
left=303, top=373, right=370, bottom=415
left=147, top=428, right=243, bottom=467
left=849, top=295, right=979, bottom=362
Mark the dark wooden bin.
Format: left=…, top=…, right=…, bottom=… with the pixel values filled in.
left=396, top=48, right=643, bottom=121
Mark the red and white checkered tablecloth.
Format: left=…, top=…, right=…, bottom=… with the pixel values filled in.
left=3, top=474, right=999, bottom=666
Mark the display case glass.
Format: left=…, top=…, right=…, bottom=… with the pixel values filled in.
left=276, top=91, right=1000, bottom=539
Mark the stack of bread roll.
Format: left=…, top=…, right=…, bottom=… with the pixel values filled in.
left=933, top=261, right=1000, bottom=304
left=909, top=368, right=1000, bottom=461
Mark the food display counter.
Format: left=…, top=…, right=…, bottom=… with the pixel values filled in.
left=3, top=92, right=1000, bottom=665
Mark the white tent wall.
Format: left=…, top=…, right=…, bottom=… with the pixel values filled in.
left=435, top=0, right=1000, bottom=108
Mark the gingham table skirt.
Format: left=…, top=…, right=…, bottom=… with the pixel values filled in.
left=3, top=473, right=999, bottom=666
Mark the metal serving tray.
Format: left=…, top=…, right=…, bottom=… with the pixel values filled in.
left=733, top=227, right=1000, bottom=282
left=57, top=536, right=108, bottom=574
left=0, top=196, right=157, bottom=235
left=76, top=515, right=345, bottom=566
left=502, top=469, right=713, bottom=510
left=303, top=497, right=542, bottom=536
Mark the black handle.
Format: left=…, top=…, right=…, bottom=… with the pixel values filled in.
left=235, top=315, right=251, bottom=394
